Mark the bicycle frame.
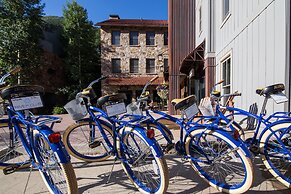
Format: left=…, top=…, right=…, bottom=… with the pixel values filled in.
left=215, top=104, right=291, bottom=152
left=78, top=105, right=164, bottom=160
left=2, top=104, right=70, bottom=167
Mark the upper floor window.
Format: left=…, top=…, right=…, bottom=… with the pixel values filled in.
left=221, top=55, right=231, bottom=102
left=112, top=58, right=121, bottom=73
left=222, top=0, right=230, bottom=19
left=111, top=31, right=120, bottom=45
left=129, top=31, right=139, bottom=45
left=164, top=32, right=168, bottom=45
left=164, top=58, right=168, bottom=73
left=146, top=32, right=155, bottom=46
left=146, top=59, right=155, bottom=74
left=130, top=58, right=139, bottom=73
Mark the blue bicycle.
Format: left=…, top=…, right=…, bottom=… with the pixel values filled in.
left=207, top=83, right=291, bottom=188
left=123, top=77, right=254, bottom=193
left=0, top=67, right=78, bottom=194
left=63, top=77, right=169, bottom=194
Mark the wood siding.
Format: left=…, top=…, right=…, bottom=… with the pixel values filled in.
left=168, top=0, right=196, bottom=114
left=215, top=0, right=287, bottom=112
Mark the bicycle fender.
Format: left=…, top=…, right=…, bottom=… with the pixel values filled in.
left=187, top=126, right=252, bottom=158
left=258, top=119, right=291, bottom=142
left=36, top=126, right=71, bottom=163
left=121, top=126, right=164, bottom=158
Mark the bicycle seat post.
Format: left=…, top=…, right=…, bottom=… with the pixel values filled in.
left=260, top=97, right=269, bottom=115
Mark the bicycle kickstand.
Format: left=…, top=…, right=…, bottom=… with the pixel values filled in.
left=106, top=158, right=118, bottom=184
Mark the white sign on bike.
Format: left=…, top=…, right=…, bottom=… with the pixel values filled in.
left=270, top=92, right=288, bottom=104
left=182, top=103, right=199, bottom=119
left=11, top=95, right=43, bottom=111
left=106, top=102, right=126, bottom=117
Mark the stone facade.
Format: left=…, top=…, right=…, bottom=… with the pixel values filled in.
left=98, top=18, right=168, bottom=105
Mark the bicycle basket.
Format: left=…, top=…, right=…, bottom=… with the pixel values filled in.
left=64, top=98, right=88, bottom=120
left=97, top=93, right=127, bottom=117
left=1, top=85, right=44, bottom=111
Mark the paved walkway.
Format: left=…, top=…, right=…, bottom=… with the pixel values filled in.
left=0, top=114, right=290, bottom=194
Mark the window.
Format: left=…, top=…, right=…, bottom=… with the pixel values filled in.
left=130, top=59, right=139, bottom=73
left=111, top=31, right=120, bottom=45
left=164, top=32, right=168, bottom=45
left=146, top=32, right=155, bottom=46
left=221, top=56, right=231, bottom=102
left=129, top=31, right=139, bottom=45
left=222, top=0, right=230, bottom=19
left=164, top=58, right=168, bottom=73
left=146, top=59, right=155, bottom=74
left=112, top=59, right=121, bottom=73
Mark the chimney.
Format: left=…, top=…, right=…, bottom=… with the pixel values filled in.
left=109, top=14, right=120, bottom=20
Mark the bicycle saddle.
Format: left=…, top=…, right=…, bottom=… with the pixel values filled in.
left=171, top=95, right=196, bottom=110
left=1, top=85, right=44, bottom=100
left=97, top=93, right=127, bottom=107
left=256, top=83, right=285, bottom=96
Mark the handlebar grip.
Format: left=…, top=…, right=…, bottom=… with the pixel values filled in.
left=9, top=66, right=22, bottom=75
left=99, top=76, right=108, bottom=81
left=150, top=75, right=159, bottom=83
left=216, top=80, right=224, bottom=85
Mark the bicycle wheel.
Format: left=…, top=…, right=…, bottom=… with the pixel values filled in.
left=0, top=121, right=30, bottom=168
left=63, top=120, right=113, bottom=162
left=118, top=126, right=169, bottom=194
left=260, top=122, right=291, bottom=188
left=185, top=127, right=254, bottom=193
left=33, top=131, right=78, bottom=194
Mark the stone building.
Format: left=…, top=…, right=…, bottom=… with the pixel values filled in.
left=96, top=15, right=168, bottom=105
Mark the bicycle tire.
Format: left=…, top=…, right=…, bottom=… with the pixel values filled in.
left=185, top=127, right=254, bottom=193
left=0, top=121, right=30, bottom=168
left=63, top=120, right=113, bottom=162
left=33, top=131, right=78, bottom=194
left=118, top=126, right=169, bottom=194
left=260, top=122, right=291, bottom=188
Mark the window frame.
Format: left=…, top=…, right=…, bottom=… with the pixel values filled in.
left=111, top=58, right=121, bottom=73
left=146, top=59, right=156, bottom=74
left=130, top=58, right=139, bottom=74
left=129, top=31, right=139, bottom=46
left=220, top=54, right=232, bottom=102
left=146, top=32, right=155, bottom=46
left=111, top=30, right=120, bottom=46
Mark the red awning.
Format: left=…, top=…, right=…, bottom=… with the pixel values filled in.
left=105, top=77, right=164, bottom=86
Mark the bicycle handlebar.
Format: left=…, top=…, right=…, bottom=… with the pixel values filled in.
left=0, top=65, right=21, bottom=84
left=88, top=76, right=108, bottom=88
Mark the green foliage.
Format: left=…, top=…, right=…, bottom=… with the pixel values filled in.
left=52, top=106, right=66, bottom=114
left=62, top=1, right=100, bottom=96
left=0, top=0, right=44, bottom=83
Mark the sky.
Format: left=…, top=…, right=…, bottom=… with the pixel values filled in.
left=41, top=0, right=168, bottom=23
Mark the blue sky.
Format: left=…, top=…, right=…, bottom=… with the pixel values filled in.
left=41, top=0, right=168, bottom=22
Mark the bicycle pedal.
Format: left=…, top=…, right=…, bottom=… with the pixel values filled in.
left=3, top=165, right=19, bottom=175
left=250, top=145, right=260, bottom=155
left=89, top=140, right=101, bottom=149
left=163, top=143, right=175, bottom=153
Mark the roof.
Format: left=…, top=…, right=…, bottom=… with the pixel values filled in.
left=96, top=19, right=168, bottom=28
left=105, top=77, right=164, bottom=86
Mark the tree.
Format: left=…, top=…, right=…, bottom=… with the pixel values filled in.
left=62, top=1, right=100, bottom=99
left=0, top=0, right=44, bottom=82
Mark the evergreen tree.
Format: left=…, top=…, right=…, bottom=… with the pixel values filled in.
left=0, top=0, right=44, bottom=82
left=62, top=1, right=100, bottom=99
